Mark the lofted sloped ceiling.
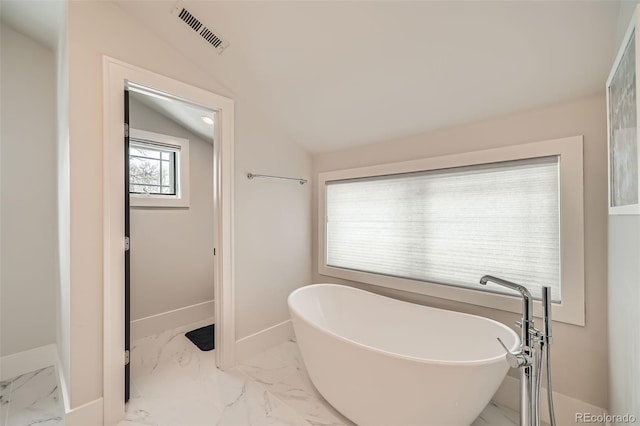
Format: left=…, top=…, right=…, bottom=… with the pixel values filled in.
left=0, top=0, right=65, bottom=49
left=117, top=1, right=620, bottom=153
left=130, top=90, right=215, bottom=144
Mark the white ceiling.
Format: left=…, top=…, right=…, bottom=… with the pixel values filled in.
left=116, top=0, right=624, bottom=153
left=130, top=89, right=215, bottom=144
left=0, top=0, right=64, bottom=49
left=4, top=1, right=627, bottom=154
left=0, top=0, right=216, bottom=144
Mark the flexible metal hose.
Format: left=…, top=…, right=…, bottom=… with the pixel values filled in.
left=540, top=286, right=556, bottom=426
left=534, top=345, right=543, bottom=426
left=545, top=341, right=557, bottom=426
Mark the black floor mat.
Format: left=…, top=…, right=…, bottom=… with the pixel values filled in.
left=185, top=324, right=215, bottom=351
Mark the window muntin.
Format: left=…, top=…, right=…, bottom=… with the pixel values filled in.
left=129, top=142, right=178, bottom=196
left=325, top=156, right=561, bottom=302
left=128, top=128, right=190, bottom=208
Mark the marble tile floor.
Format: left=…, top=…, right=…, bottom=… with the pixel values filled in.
left=121, top=321, right=521, bottom=426
left=0, top=366, right=64, bottom=426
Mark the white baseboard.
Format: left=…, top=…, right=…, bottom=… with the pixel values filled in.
left=65, top=397, right=104, bottom=426
left=494, top=375, right=608, bottom=425
left=131, top=300, right=215, bottom=340
left=0, top=344, right=56, bottom=381
left=1, top=345, right=101, bottom=424
left=235, top=319, right=294, bottom=364
left=53, top=346, right=71, bottom=415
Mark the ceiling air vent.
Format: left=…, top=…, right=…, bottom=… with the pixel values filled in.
left=172, top=1, right=230, bottom=54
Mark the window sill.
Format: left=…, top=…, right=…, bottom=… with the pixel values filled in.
left=318, top=264, right=584, bottom=326
left=130, top=194, right=189, bottom=208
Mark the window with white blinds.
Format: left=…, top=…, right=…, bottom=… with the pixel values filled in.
left=325, top=156, right=561, bottom=302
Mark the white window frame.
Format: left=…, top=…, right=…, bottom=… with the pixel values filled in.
left=318, top=135, right=585, bottom=326
left=129, top=128, right=190, bottom=208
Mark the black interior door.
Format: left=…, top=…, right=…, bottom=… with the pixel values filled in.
left=124, top=89, right=131, bottom=402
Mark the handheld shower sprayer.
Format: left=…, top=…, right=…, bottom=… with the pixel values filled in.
left=540, top=286, right=556, bottom=426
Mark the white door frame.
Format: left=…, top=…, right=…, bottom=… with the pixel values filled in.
left=102, top=56, right=235, bottom=425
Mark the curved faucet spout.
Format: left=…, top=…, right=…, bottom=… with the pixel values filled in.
left=479, top=275, right=533, bottom=300
left=479, top=275, right=534, bottom=347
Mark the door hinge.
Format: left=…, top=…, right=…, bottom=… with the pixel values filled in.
left=124, top=123, right=129, bottom=138
left=124, top=236, right=130, bottom=251
left=125, top=350, right=130, bottom=365
left=214, top=248, right=216, bottom=256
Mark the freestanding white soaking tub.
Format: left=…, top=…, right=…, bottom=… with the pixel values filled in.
left=288, top=284, right=519, bottom=426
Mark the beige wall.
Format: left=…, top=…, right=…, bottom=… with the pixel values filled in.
left=0, top=24, right=58, bottom=357
left=129, top=97, right=215, bottom=321
left=608, top=216, right=640, bottom=417
left=313, top=94, right=608, bottom=409
left=234, top=118, right=312, bottom=339
left=614, top=1, right=639, bottom=49
left=65, top=0, right=311, bottom=409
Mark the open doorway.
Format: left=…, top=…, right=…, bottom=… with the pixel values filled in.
left=124, top=86, right=217, bottom=402
left=103, top=57, right=235, bottom=425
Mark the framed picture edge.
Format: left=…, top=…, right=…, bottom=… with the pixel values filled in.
left=607, top=6, right=640, bottom=216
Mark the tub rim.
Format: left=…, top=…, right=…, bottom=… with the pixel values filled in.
left=288, top=283, right=520, bottom=366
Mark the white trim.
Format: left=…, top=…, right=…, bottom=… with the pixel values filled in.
left=131, top=300, right=215, bottom=340
left=235, top=320, right=294, bottom=364
left=102, top=56, right=235, bottom=426
left=606, top=8, right=640, bottom=216
left=318, top=136, right=585, bottom=326
left=54, top=347, right=71, bottom=415
left=129, top=128, right=191, bottom=208
left=64, top=397, right=104, bottom=426
left=0, top=344, right=56, bottom=381
left=493, top=375, right=608, bottom=426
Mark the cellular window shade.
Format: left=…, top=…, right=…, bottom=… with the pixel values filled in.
left=325, top=156, right=560, bottom=302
